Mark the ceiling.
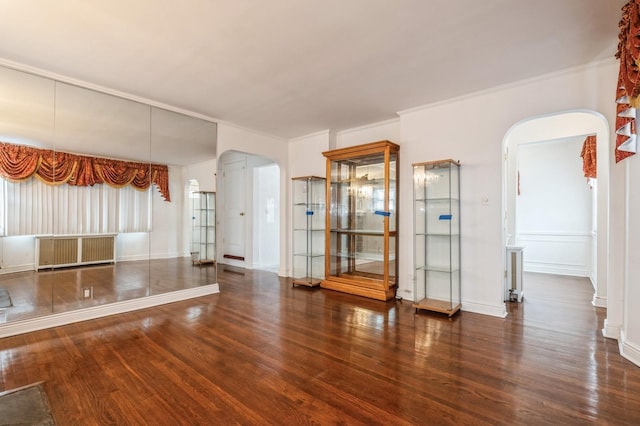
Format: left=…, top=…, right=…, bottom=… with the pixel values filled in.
left=0, top=0, right=627, bottom=144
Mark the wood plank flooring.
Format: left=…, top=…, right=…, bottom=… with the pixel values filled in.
left=0, top=267, right=639, bottom=425
left=0, top=258, right=216, bottom=322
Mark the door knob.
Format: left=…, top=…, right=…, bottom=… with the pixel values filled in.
left=240, top=212, right=245, bottom=216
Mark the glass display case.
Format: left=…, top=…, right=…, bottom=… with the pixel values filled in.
left=322, top=140, right=399, bottom=301
left=413, top=159, right=461, bottom=316
left=191, top=191, right=216, bottom=265
left=292, top=176, right=326, bottom=287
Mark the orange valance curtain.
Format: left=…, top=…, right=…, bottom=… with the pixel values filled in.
left=580, top=135, right=597, bottom=180
left=615, top=0, right=640, bottom=162
left=0, top=142, right=171, bottom=201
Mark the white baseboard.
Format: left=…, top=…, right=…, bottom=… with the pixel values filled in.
left=524, top=264, right=590, bottom=277
left=220, top=258, right=245, bottom=268
left=620, top=331, right=640, bottom=368
left=149, top=251, right=183, bottom=260
left=592, top=294, right=607, bottom=308
left=461, top=301, right=508, bottom=318
left=0, top=264, right=34, bottom=275
left=116, top=254, right=150, bottom=262
left=602, top=319, right=621, bottom=340
left=0, top=284, right=219, bottom=338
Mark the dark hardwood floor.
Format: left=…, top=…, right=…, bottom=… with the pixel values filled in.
left=0, top=267, right=639, bottom=425
left=0, top=258, right=216, bottom=322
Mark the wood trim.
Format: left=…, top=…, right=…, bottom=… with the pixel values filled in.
left=291, top=175, right=325, bottom=181
left=321, top=277, right=396, bottom=301
left=324, top=157, right=332, bottom=280
left=383, top=144, right=390, bottom=289
left=322, top=140, right=400, bottom=160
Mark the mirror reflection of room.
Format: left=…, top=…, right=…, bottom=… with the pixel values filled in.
left=0, top=64, right=218, bottom=324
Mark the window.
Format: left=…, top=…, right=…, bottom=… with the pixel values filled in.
left=0, top=178, right=151, bottom=236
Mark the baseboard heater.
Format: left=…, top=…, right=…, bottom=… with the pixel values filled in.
left=35, top=234, right=116, bottom=270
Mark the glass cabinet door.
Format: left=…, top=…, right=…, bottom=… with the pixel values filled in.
left=322, top=140, right=399, bottom=301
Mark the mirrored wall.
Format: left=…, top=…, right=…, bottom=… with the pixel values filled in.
left=0, top=64, right=218, bottom=325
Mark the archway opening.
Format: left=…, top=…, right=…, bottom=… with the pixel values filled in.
left=502, top=110, right=609, bottom=306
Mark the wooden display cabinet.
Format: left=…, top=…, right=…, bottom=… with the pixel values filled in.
left=321, top=140, right=399, bottom=301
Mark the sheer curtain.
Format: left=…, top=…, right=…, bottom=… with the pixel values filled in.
left=1, top=178, right=151, bottom=236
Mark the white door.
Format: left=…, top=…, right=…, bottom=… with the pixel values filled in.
left=255, top=164, right=279, bottom=270
left=224, top=159, right=246, bottom=261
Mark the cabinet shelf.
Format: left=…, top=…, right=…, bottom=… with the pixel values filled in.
left=331, top=251, right=391, bottom=262
left=293, top=202, right=326, bottom=207
left=415, top=266, right=460, bottom=273
left=415, top=197, right=460, bottom=202
left=293, top=252, right=325, bottom=258
left=413, top=159, right=461, bottom=316
left=330, top=229, right=390, bottom=236
left=413, top=298, right=461, bottom=316
left=334, top=177, right=397, bottom=185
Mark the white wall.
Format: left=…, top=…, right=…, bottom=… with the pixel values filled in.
left=336, top=118, right=400, bottom=148
left=0, top=236, right=35, bottom=273
left=289, top=130, right=334, bottom=178
left=515, top=137, right=593, bottom=277
left=622, top=153, right=640, bottom=365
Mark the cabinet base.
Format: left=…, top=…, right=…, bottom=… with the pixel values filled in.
left=321, top=277, right=396, bottom=301
left=292, top=278, right=322, bottom=287
left=413, top=298, right=461, bottom=317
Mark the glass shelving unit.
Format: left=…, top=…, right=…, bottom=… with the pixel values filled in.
left=413, top=159, right=461, bottom=316
left=292, top=176, right=326, bottom=287
left=191, top=191, right=216, bottom=265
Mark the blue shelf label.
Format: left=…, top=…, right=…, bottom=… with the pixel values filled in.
left=306, top=210, right=314, bottom=216
left=375, top=210, right=391, bottom=217
left=439, top=214, right=452, bottom=220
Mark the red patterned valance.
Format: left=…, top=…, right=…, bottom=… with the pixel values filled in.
left=580, top=135, right=597, bottom=180
left=617, top=1, right=640, bottom=107
left=0, top=142, right=170, bottom=201
left=615, top=1, right=640, bottom=161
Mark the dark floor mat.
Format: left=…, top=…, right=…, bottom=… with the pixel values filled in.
left=0, top=383, right=55, bottom=425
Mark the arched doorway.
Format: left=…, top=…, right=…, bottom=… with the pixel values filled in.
left=502, top=110, right=609, bottom=306
left=217, top=150, right=280, bottom=272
